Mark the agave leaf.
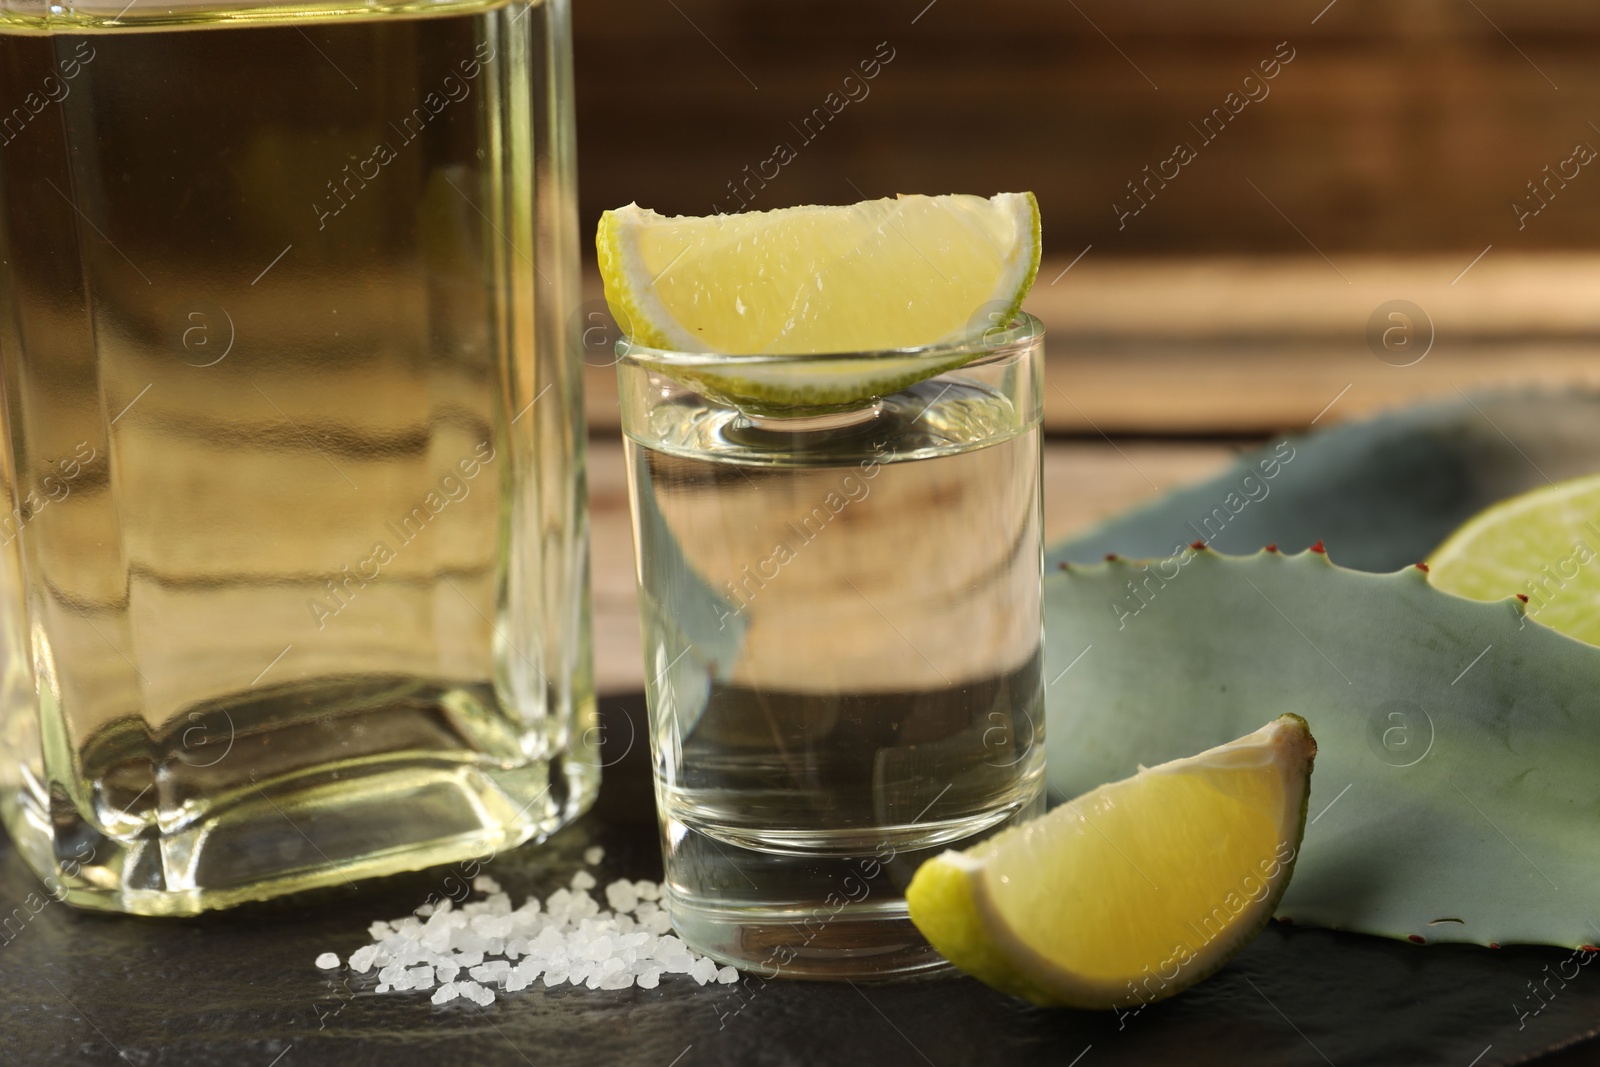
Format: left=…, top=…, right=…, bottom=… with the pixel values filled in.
left=1043, top=547, right=1600, bottom=949
left=1048, top=390, right=1600, bottom=574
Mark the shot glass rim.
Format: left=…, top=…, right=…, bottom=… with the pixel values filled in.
left=614, top=311, right=1044, bottom=370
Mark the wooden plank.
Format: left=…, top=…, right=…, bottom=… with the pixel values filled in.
left=581, top=255, right=1600, bottom=437
left=1040, top=340, right=1600, bottom=435
left=587, top=437, right=1235, bottom=694
left=1025, top=254, right=1600, bottom=337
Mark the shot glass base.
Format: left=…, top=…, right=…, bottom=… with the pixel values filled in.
left=658, top=779, right=1044, bottom=981
left=667, top=891, right=955, bottom=981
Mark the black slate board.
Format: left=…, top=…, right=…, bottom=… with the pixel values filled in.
left=3, top=694, right=1600, bottom=1067
left=11, top=390, right=1600, bottom=1066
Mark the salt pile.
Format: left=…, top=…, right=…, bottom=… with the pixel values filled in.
left=317, top=863, right=738, bottom=1003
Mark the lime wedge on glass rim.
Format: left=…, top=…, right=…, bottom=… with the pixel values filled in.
left=906, top=715, right=1316, bottom=1010
left=1427, top=472, right=1600, bottom=646
left=595, top=192, right=1041, bottom=416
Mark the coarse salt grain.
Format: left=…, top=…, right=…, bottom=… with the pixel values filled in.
left=315, top=952, right=340, bottom=970
left=583, top=846, right=605, bottom=866
left=604, top=880, right=639, bottom=913
left=458, top=980, right=495, bottom=1006
left=470, top=961, right=510, bottom=984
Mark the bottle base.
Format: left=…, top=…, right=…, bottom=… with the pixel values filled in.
left=4, top=744, right=599, bottom=917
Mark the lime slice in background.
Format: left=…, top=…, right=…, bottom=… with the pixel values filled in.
left=596, top=192, right=1040, bottom=415
left=906, top=715, right=1316, bottom=1010
left=1428, top=473, right=1600, bottom=647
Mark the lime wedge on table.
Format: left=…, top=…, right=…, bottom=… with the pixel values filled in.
left=596, top=192, right=1041, bottom=414
left=906, top=715, right=1316, bottom=1010
left=1428, top=473, right=1600, bottom=646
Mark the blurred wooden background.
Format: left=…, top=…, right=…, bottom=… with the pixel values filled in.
left=572, top=0, right=1600, bottom=254
left=569, top=0, right=1600, bottom=691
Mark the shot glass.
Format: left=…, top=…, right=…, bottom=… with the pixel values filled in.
left=617, top=315, right=1046, bottom=978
